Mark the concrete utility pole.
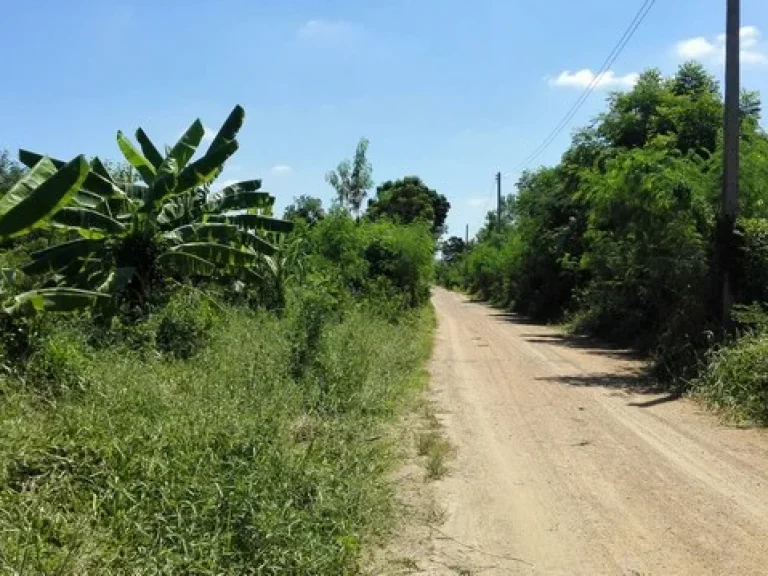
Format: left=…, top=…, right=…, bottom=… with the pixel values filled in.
left=465, top=223, right=469, bottom=245
left=496, top=172, right=502, bottom=232
left=719, top=0, right=740, bottom=325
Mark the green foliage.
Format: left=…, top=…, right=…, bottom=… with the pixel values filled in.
left=450, top=63, right=768, bottom=386
left=367, top=176, right=450, bottom=236
left=695, top=328, right=768, bottom=425
left=155, top=290, right=218, bottom=359
left=15, top=106, right=293, bottom=311
left=283, top=194, right=325, bottom=226
left=0, top=299, right=434, bottom=574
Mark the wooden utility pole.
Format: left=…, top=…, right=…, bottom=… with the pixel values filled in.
left=719, top=0, right=740, bottom=324
left=496, top=172, right=502, bottom=232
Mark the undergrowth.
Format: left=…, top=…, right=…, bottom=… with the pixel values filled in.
left=0, top=301, right=435, bottom=574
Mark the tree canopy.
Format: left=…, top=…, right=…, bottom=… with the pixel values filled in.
left=367, top=176, right=450, bottom=236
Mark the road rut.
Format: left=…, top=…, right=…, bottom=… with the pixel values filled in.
left=420, top=288, right=768, bottom=575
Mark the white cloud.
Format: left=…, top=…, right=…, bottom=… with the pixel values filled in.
left=549, top=69, right=639, bottom=90
left=675, top=26, right=767, bottom=65
left=467, top=197, right=487, bottom=207
left=297, top=19, right=358, bottom=42
left=201, top=124, right=214, bottom=143
left=270, top=164, right=293, bottom=175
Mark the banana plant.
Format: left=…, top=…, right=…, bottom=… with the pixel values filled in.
left=18, top=105, right=294, bottom=304
left=0, top=156, right=112, bottom=315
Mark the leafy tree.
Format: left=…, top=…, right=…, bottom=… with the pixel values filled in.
left=440, top=236, right=466, bottom=264
left=325, top=138, right=373, bottom=217
left=367, top=176, right=450, bottom=236
left=284, top=195, right=325, bottom=226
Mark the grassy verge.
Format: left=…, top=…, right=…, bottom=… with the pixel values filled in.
left=0, top=302, right=435, bottom=574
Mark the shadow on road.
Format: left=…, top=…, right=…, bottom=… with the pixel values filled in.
left=534, top=374, right=684, bottom=409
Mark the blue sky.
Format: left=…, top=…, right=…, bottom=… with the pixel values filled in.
left=2, top=0, right=767, bottom=238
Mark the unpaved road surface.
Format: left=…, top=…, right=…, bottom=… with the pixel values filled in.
left=418, top=288, right=768, bottom=575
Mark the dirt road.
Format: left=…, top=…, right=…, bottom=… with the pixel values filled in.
left=416, top=288, right=768, bottom=575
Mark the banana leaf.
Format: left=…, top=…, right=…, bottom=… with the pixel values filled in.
left=19, top=150, right=125, bottom=198
left=135, top=128, right=164, bottom=169
left=4, top=288, right=111, bottom=316
left=164, top=119, right=204, bottom=171
left=117, top=131, right=157, bottom=185
left=51, top=207, right=126, bottom=238
left=203, top=191, right=273, bottom=213
left=206, top=213, right=293, bottom=234
left=23, top=238, right=106, bottom=275
left=0, top=156, right=89, bottom=239
left=173, top=140, right=239, bottom=198
left=165, top=223, right=277, bottom=255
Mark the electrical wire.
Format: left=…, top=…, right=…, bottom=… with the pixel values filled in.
left=514, top=0, right=658, bottom=172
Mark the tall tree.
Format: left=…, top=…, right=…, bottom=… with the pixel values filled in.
left=367, top=176, right=450, bottom=236
left=325, top=138, right=373, bottom=217
left=283, top=195, right=325, bottom=226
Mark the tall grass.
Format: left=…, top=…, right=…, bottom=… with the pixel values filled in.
left=0, top=302, right=434, bottom=574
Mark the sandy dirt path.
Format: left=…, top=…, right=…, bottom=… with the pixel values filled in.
left=412, top=288, right=768, bottom=575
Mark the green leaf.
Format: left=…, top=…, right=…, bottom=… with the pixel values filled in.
left=204, top=191, right=273, bottom=213
left=207, top=105, right=245, bottom=155
left=19, top=150, right=124, bottom=198
left=74, top=190, right=106, bottom=209
left=23, top=238, right=106, bottom=276
left=0, top=156, right=89, bottom=240
left=158, top=251, right=218, bottom=276
left=135, top=128, right=164, bottom=169
left=165, top=223, right=277, bottom=255
left=4, top=288, right=110, bottom=316
left=117, top=131, right=157, bottom=185
left=170, top=242, right=262, bottom=268
left=164, top=119, right=204, bottom=171
left=207, top=213, right=294, bottom=234
left=51, top=207, right=126, bottom=237
left=217, top=179, right=262, bottom=195
left=175, top=140, right=239, bottom=195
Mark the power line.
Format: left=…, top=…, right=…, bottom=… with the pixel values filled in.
left=515, top=0, right=657, bottom=172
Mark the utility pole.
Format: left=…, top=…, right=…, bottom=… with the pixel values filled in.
left=465, top=223, right=469, bottom=245
left=719, top=0, right=740, bottom=325
left=496, top=172, right=502, bottom=232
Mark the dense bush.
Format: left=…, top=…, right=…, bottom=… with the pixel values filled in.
left=440, top=62, right=768, bottom=386
left=154, top=289, right=219, bottom=359
left=695, top=329, right=768, bottom=425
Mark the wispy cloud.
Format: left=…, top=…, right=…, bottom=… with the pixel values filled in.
left=271, top=164, right=293, bottom=176
left=201, top=125, right=214, bottom=143
left=297, top=19, right=359, bottom=42
left=467, top=197, right=487, bottom=207
left=675, top=25, right=767, bottom=65
left=549, top=69, right=639, bottom=90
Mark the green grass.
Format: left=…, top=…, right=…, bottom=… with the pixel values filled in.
left=0, top=303, right=435, bottom=574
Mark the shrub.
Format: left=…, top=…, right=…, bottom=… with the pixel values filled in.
left=694, top=329, right=768, bottom=425
left=154, top=290, right=218, bottom=359
left=24, top=328, right=90, bottom=395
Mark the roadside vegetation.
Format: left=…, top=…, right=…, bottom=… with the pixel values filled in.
left=0, top=116, right=445, bottom=573
left=437, top=62, right=768, bottom=424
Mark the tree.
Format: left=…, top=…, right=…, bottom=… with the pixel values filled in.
left=440, top=236, right=466, bottom=264
left=367, top=176, right=450, bottom=236
left=284, top=195, right=325, bottom=226
left=0, top=150, right=25, bottom=195
left=325, top=138, right=373, bottom=217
